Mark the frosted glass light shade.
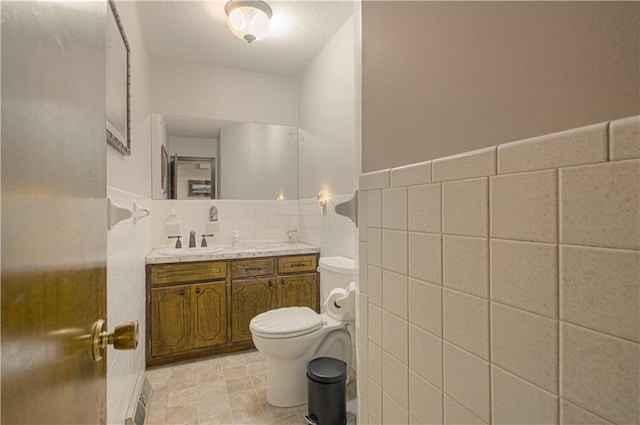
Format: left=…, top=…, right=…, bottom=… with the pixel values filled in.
left=224, top=0, right=272, bottom=43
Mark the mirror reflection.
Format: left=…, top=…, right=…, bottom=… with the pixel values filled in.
left=151, top=114, right=298, bottom=200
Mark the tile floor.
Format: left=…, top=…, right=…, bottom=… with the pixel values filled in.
left=145, top=350, right=357, bottom=425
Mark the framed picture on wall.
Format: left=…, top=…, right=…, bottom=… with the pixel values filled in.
left=106, top=0, right=131, bottom=156
left=188, top=180, right=212, bottom=197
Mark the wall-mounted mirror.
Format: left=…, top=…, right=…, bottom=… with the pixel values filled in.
left=151, top=114, right=298, bottom=200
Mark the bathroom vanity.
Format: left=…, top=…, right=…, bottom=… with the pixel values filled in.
left=145, top=243, right=320, bottom=366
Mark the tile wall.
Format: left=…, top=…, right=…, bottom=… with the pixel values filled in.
left=298, top=194, right=357, bottom=259
left=151, top=200, right=299, bottom=248
left=151, top=197, right=357, bottom=260
left=106, top=187, right=153, bottom=425
left=356, top=116, right=640, bottom=424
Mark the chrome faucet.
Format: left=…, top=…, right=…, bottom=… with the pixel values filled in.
left=189, top=231, right=196, bottom=248
left=168, top=235, right=182, bottom=249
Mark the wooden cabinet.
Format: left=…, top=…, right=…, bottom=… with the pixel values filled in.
left=147, top=253, right=319, bottom=366
left=231, top=278, right=278, bottom=342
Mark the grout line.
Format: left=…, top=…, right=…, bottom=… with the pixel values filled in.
left=440, top=181, right=446, bottom=420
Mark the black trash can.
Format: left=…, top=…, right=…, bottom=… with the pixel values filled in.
left=305, top=357, right=347, bottom=425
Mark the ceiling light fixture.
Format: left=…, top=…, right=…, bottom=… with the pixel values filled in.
left=224, top=0, right=273, bottom=44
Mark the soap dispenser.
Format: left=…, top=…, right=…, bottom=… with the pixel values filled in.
left=209, top=205, right=219, bottom=222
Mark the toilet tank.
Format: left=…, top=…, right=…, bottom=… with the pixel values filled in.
left=318, top=256, right=356, bottom=312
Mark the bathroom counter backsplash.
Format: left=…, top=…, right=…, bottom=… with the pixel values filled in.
left=145, top=242, right=321, bottom=264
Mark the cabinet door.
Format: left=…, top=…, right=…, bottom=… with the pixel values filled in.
left=279, top=274, right=319, bottom=312
left=191, top=282, right=227, bottom=349
left=231, top=278, right=277, bottom=342
left=151, top=285, right=191, bottom=356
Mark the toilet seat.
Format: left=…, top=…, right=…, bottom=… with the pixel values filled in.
left=250, top=306, right=323, bottom=339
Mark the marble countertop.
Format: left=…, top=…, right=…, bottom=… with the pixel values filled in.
left=146, top=242, right=321, bottom=264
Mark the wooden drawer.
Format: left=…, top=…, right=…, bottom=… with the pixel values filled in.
left=278, top=255, right=317, bottom=274
left=149, top=262, right=227, bottom=286
left=231, top=258, right=275, bottom=278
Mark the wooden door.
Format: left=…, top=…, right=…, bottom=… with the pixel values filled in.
left=1, top=2, right=108, bottom=424
left=279, top=274, right=319, bottom=312
left=231, top=279, right=278, bottom=342
left=191, top=282, right=227, bottom=348
left=151, top=286, right=192, bottom=356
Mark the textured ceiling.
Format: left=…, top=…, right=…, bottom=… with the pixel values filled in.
left=137, top=1, right=353, bottom=76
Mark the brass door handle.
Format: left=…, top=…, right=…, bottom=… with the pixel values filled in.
left=91, top=319, right=138, bottom=362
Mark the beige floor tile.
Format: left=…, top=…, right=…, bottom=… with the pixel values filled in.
left=232, top=405, right=267, bottom=424
left=225, top=377, right=254, bottom=394
left=250, top=373, right=267, bottom=388
left=198, top=381, right=228, bottom=401
left=167, top=385, right=199, bottom=408
left=165, top=404, right=199, bottom=425
left=167, top=371, right=199, bottom=391
left=246, top=361, right=267, bottom=376
left=243, top=350, right=267, bottom=363
left=229, top=389, right=261, bottom=410
left=198, top=411, right=233, bottom=425
left=197, top=395, right=231, bottom=419
left=220, top=353, right=246, bottom=368
left=197, top=367, right=225, bottom=384
left=223, top=365, right=249, bottom=379
left=146, top=408, right=166, bottom=425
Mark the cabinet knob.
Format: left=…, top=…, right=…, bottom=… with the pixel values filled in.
left=179, top=288, right=185, bottom=296
left=195, top=287, right=201, bottom=294
left=281, top=278, right=285, bottom=285
left=268, top=280, right=273, bottom=287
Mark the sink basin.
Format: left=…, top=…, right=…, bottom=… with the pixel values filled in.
left=156, top=246, right=224, bottom=256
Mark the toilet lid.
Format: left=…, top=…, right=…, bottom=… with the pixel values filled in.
left=250, top=307, right=322, bottom=338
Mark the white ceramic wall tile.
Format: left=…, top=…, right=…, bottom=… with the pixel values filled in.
left=382, top=311, right=408, bottom=364
left=369, top=380, right=383, bottom=424
left=498, top=122, right=608, bottom=174
left=442, top=178, right=489, bottom=237
left=367, top=190, right=382, bottom=228
left=359, top=293, right=369, bottom=345
left=408, top=232, right=442, bottom=284
left=561, top=245, right=640, bottom=342
left=443, top=289, right=489, bottom=360
left=359, top=395, right=369, bottom=425
left=382, top=390, right=409, bottom=425
left=382, top=270, right=408, bottom=319
left=390, top=160, right=432, bottom=187
left=492, top=367, right=558, bottom=425
left=433, top=146, right=497, bottom=182
left=368, top=266, right=382, bottom=306
left=443, top=236, right=489, bottom=298
left=409, top=324, right=443, bottom=388
left=561, top=323, right=640, bottom=425
left=490, top=239, right=558, bottom=318
left=491, top=303, right=558, bottom=393
left=382, top=351, right=409, bottom=409
left=359, top=242, right=368, bottom=293
left=367, top=228, right=382, bottom=267
left=382, top=230, right=407, bottom=275
left=444, top=342, right=491, bottom=423
left=560, top=399, right=614, bottom=425
left=444, top=396, right=487, bottom=425
left=408, top=183, right=442, bottom=234
left=560, top=159, right=640, bottom=250
left=491, top=169, right=558, bottom=243
left=408, top=279, right=442, bottom=337
left=381, top=187, right=408, bottom=230
left=358, top=191, right=368, bottom=242
left=359, top=342, right=369, bottom=397
left=360, top=169, right=391, bottom=191
left=409, top=371, right=443, bottom=425
left=369, top=304, right=382, bottom=346
left=610, top=115, right=640, bottom=161
left=369, top=342, right=382, bottom=386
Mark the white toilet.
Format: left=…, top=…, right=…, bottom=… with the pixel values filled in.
left=249, top=256, right=356, bottom=407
